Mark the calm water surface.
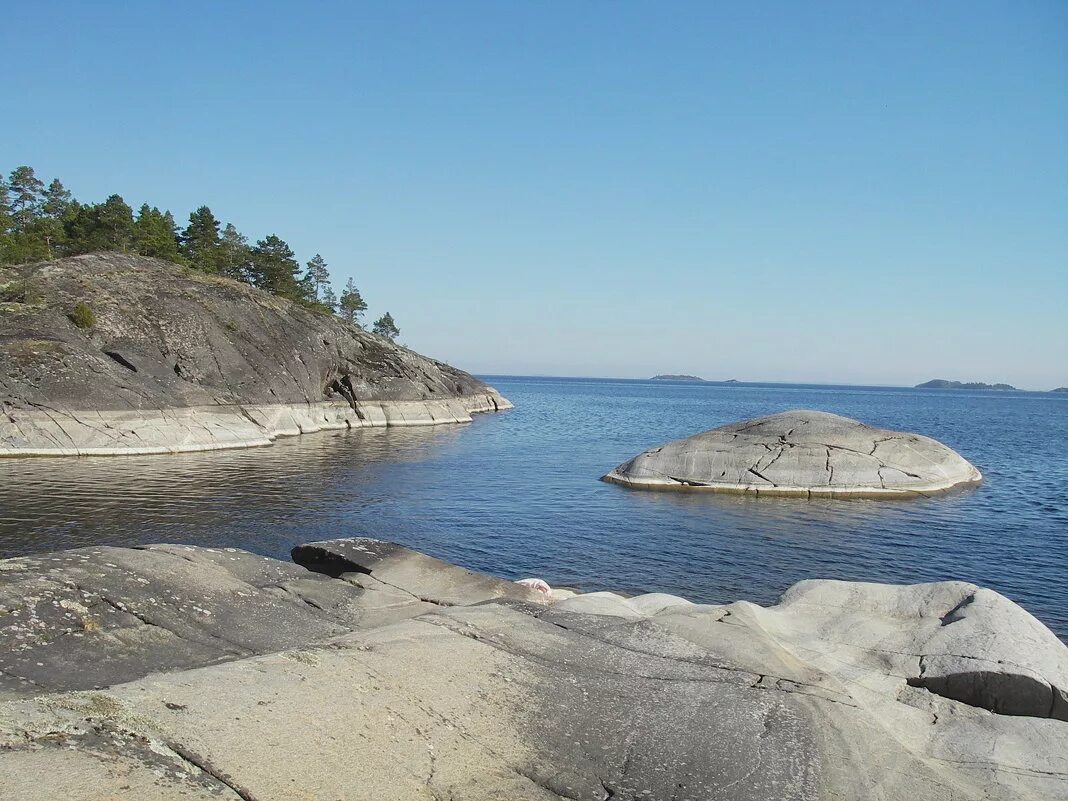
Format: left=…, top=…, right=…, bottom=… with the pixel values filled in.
left=1, top=377, right=1066, bottom=639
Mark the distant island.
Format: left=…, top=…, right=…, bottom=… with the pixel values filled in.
left=915, top=379, right=1018, bottom=391
left=650, top=375, right=741, bottom=384
left=1052, top=387, right=1068, bottom=393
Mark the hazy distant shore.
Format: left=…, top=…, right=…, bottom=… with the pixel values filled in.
left=478, top=375, right=1065, bottom=393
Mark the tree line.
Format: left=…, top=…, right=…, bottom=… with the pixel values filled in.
left=0, top=166, right=401, bottom=340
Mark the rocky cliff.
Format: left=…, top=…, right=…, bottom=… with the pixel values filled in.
left=0, top=253, right=510, bottom=455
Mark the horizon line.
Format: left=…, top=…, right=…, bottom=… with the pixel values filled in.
left=474, top=374, right=1066, bottom=393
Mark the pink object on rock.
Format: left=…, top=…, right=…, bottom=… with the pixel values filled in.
left=517, top=578, right=551, bottom=594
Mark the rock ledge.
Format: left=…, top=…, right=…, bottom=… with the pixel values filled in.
left=0, top=539, right=1063, bottom=800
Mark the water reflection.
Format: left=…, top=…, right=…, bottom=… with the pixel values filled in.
left=0, top=424, right=467, bottom=556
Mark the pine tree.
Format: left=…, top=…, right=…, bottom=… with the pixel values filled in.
left=338, top=278, right=368, bottom=324
left=0, top=178, right=14, bottom=263
left=0, top=178, right=10, bottom=226
left=42, top=179, right=72, bottom=219
left=7, top=166, right=45, bottom=230
left=0, top=178, right=11, bottom=233
left=62, top=201, right=95, bottom=255
left=34, top=214, right=66, bottom=260
left=0, top=167, right=370, bottom=312
left=162, top=211, right=180, bottom=255
left=92, top=195, right=136, bottom=252
left=2, top=167, right=50, bottom=262
left=219, top=223, right=251, bottom=280
left=303, top=254, right=330, bottom=301
left=300, top=253, right=338, bottom=312
left=181, top=206, right=223, bottom=272
left=372, top=312, right=400, bottom=341
left=135, top=205, right=184, bottom=262
left=59, top=195, right=135, bottom=254
left=36, top=178, right=74, bottom=258
left=320, top=284, right=338, bottom=312
left=248, top=234, right=304, bottom=300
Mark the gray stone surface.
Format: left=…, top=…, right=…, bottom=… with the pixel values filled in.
left=0, top=543, right=433, bottom=700
left=603, top=409, right=982, bottom=497
left=1, top=539, right=1064, bottom=800
left=292, top=537, right=551, bottom=606
left=771, top=579, right=1068, bottom=721
left=0, top=254, right=510, bottom=456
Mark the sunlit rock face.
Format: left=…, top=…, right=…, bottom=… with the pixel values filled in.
left=0, top=253, right=510, bottom=456
left=603, top=409, right=982, bottom=497
left=0, top=538, right=1065, bottom=801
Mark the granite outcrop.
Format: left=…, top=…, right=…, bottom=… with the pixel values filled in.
left=0, top=538, right=1063, bottom=800
left=0, top=254, right=510, bottom=456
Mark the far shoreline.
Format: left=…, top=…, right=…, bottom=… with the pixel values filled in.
left=475, top=374, right=1066, bottom=394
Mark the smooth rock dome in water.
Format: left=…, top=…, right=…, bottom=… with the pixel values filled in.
left=603, top=410, right=982, bottom=497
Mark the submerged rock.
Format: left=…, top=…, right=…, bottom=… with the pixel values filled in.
left=0, top=253, right=510, bottom=456
left=0, top=538, right=1064, bottom=800
left=603, top=409, right=982, bottom=497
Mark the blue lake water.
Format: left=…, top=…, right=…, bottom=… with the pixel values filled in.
left=1, top=376, right=1066, bottom=640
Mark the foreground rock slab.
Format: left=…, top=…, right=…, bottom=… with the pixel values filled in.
left=0, top=253, right=510, bottom=456
left=603, top=409, right=982, bottom=497
left=0, top=539, right=1064, bottom=800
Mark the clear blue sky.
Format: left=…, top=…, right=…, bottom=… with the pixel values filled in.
left=4, top=1, right=1066, bottom=388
